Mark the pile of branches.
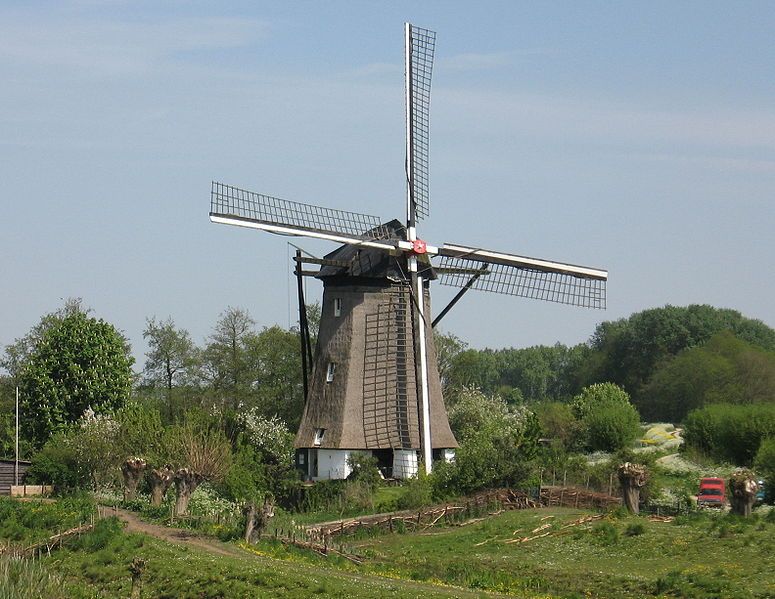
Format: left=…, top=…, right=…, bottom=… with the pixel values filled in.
left=306, top=488, right=537, bottom=541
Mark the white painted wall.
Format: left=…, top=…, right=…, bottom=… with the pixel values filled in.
left=313, top=449, right=354, bottom=481
left=392, top=449, right=418, bottom=479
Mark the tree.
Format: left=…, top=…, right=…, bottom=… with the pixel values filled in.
left=169, top=411, right=232, bottom=515
left=572, top=383, right=641, bottom=452
left=728, top=469, right=758, bottom=517
left=433, top=330, right=467, bottom=392
left=202, top=307, right=255, bottom=411
left=142, top=317, right=198, bottom=391
left=224, top=409, right=297, bottom=504
left=244, top=326, right=304, bottom=427
left=617, top=462, right=648, bottom=514
left=585, top=305, right=775, bottom=404
left=643, top=331, right=775, bottom=422
left=16, top=308, right=133, bottom=447
left=433, top=388, right=541, bottom=496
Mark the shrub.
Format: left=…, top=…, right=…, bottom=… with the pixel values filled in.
left=591, top=521, right=619, bottom=545
left=684, top=403, right=775, bottom=465
left=346, top=452, right=382, bottom=490
left=754, top=437, right=775, bottom=503
left=572, top=383, right=641, bottom=452
left=624, top=521, right=646, bottom=536
left=397, top=472, right=434, bottom=510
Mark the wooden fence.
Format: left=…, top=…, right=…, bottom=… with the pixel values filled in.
left=539, top=485, right=622, bottom=510
left=302, top=488, right=538, bottom=542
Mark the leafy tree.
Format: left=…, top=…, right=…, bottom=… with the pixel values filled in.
left=534, top=401, right=581, bottom=451
left=585, top=305, right=775, bottom=404
left=245, top=326, right=304, bottom=427
left=433, top=388, right=541, bottom=496
left=142, top=317, right=199, bottom=391
left=226, top=409, right=297, bottom=503
left=444, top=349, right=501, bottom=399
left=642, top=331, right=775, bottom=421
left=16, top=308, right=133, bottom=448
left=683, top=403, right=775, bottom=465
left=444, top=342, right=590, bottom=404
left=433, top=330, right=467, bottom=392
left=571, top=383, right=640, bottom=452
left=202, top=307, right=256, bottom=410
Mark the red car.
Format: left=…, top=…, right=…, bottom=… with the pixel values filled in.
left=697, top=477, right=726, bottom=507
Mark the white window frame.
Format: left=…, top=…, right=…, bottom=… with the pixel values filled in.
left=313, top=428, right=325, bottom=446
left=326, top=362, right=336, bottom=382
left=334, top=297, right=342, bottom=317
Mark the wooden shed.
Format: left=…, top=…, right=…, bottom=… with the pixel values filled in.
left=0, top=459, right=31, bottom=495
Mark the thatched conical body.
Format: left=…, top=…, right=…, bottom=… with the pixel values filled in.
left=294, top=221, right=457, bottom=478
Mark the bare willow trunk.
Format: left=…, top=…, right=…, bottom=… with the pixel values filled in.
left=617, top=462, right=648, bottom=514
left=729, top=471, right=758, bottom=517
left=174, top=468, right=203, bottom=516
left=149, top=465, right=175, bottom=506
left=244, top=497, right=275, bottom=544
left=121, top=458, right=147, bottom=502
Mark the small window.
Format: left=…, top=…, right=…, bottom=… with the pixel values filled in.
left=326, top=362, right=336, bottom=382
left=313, top=428, right=325, bottom=446
left=334, top=297, right=342, bottom=317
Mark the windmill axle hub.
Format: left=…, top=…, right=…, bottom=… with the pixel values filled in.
left=411, top=239, right=428, bottom=254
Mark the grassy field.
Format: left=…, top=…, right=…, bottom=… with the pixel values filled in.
left=345, top=507, right=775, bottom=598
left=3, top=496, right=774, bottom=598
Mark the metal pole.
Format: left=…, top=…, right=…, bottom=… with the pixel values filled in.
left=294, top=251, right=310, bottom=402
left=15, top=386, right=20, bottom=486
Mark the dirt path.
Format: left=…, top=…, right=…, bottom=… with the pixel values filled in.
left=99, top=506, right=242, bottom=558
left=102, top=507, right=509, bottom=598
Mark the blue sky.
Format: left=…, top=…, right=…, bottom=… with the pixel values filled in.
left=2, top=1, right=774, bottom=368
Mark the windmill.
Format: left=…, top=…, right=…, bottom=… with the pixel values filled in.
left=209, top=24, right=607, bottom=480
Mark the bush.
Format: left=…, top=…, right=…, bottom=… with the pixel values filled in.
left=346, top=452, right=382, bottom=489
left=435, top=388, right=541, bottom=497
left=26, top=432, right=88, bottom=491
left=571, top=383, right=641, bottom=452
left=754, top=437, right=775, bottom=503
left=684, top=403, right=775, bottom=465
left=397, top=472, right=434, bottom=510
left=591, top=521, right=619, bottom=545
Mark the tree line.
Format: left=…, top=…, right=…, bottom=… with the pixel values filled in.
left=1, top=299, right=774, bottom=507
left=442, top=304, right=775, bottom=422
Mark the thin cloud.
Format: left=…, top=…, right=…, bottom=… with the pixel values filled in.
left=440, top=49, right=551, bottom=71
left=0, top=11, right=269, bottom=74
left=438, top=87, right=775, bottom=152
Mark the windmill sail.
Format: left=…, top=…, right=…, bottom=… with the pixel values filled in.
left=436, top=247, right=607, bottom=309
left=210, top=181, right=397, bottom=251
left=405, top=24, right=436, bottom=224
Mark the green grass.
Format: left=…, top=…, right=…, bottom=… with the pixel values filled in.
left=45, top=518, right=504, bottom=598
left=347, top=508, right=775, bottom=598
left=4, top=496, right=775, bottom=598
left=0, top=495, right=95, bottom=546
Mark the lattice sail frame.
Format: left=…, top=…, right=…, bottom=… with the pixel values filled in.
left=362, top=289, right=418, bottom=450
left=436, top=256, right=607, bottom=309
left=406, top=25, right=435, bottom=222
left=211, top=181, right=391, bottom=240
